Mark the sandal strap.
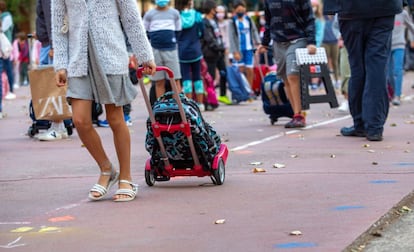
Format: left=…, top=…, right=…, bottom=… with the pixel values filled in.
left=115, top=180, right=138, bottom=195
left=114, top=188, right=136, bottom=198
left=101, top=164, right=115, bottom=176
left=89, top=183, right=107, bottom=195
left=119, top=179, right=136, bottom=186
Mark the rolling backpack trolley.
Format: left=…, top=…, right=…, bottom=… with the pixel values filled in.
left=261, top=71, right=294, bottom=125
left=137, top=66, right=228, bottom=186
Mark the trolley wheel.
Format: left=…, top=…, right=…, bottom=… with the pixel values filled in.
left=28, top=126, right=38, bottom=137
left=145, top=169, right=155, bottom=186
left=211, top=158, right=225, bottom=185
left=66, top=126, right=73, bottom=136
left=270, top=118, right=277, bottom=125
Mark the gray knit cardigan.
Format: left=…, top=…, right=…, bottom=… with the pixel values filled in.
left=51, top=0, right=154, bottom=77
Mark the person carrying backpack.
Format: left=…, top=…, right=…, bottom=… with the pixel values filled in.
left=0, top=0, right=15, bottom=100
left=201, top=0, right=231, bottom=105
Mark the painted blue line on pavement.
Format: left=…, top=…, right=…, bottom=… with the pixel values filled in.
left=370, top=180, right=397, bottom=184
left=395, top=162, right=414, bottom=166
left=274, top=242, right=318, bottom=249
left=333, top=205, right=365, bottom=211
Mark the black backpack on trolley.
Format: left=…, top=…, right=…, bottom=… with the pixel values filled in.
left=145, top=92, right=221, bottom=171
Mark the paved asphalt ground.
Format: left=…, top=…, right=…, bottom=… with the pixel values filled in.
left=1, top=72, right=414, bottom=252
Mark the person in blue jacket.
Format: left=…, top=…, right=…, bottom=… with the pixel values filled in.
left=175, top=0, right=205, bottom=111
left=324, top=0, right=403, bottom=141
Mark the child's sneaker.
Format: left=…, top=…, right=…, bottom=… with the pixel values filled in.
left=337, top=101, right=349, bottom=113
left=37, top=129, right=63, bottom=141
left=391, top=96, right=401, bottom=106
left=284, top=114, right=306, bottom=128
left=218, top=95, right=232, bottom=105
left=198, top=103, right=205, bottom=112
left=124, top=115, right=133, bottom=127
left=5, top=92, right=16, bottom=100
left=98, top=120, right=110, bottom=128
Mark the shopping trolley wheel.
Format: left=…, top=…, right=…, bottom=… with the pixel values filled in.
left=28, top=125, right=38, bottom=137
left=66, top=125, right=73, bottom=136
left=145, top=169, right=155, bottom=186
left=211, top=158, right=225, bottom=185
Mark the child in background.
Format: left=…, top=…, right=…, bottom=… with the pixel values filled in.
left=312, top=0, right=325, bottom=47
left=388, top=6, right=414, bottom=106
left=201, top=0, right=231, bottom=106
left=216, top=5, right=230, bottom=64
left=16, top=32, right=30, bottom=86
left=310, top=0, right=325, bottom=90
left=11, top=35, right=20, bottom=90
left=175, top=0, right=205, bottom=111
left=322, top=14, right=339, bottom=87
left=31, top=33, right=42, bottom=68
left=143, top=0, right=182, bottom=99
left=228, top=0, right=261, bottom=90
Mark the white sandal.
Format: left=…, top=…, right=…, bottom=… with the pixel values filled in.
left=113, top=180, right=138, bottom=202
left=88, top=165, right=119, bottom=201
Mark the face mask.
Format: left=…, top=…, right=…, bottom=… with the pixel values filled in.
left=216, top=13, right=225, bottom=20
left=312, top=7, right=317, bottom=13
left=156, top=0, right=169, bottom=7
left=236, top=12, right=244, bottom=18
left=260, top=19, right=266, bottom=26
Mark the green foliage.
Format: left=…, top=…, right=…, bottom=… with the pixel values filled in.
left=6, top=0, right=33, bottom=28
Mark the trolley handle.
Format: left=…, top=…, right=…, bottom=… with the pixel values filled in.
left=137, top=66, right=174, bottom=79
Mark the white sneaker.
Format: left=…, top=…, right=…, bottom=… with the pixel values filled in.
left=37, top=129, right=63, bottom=141
left=391, top=97, right=401, bottom=106
left=61, top=130, right=69, bottom=139
left=126, top=120, right=133, bottom=127
left=13, top=84, right=20, bottom=90
left=198, top=103, right=205, bottom=112
left=5, top=92, right=16, bottom=100
left=124, top=115, right=133, bottom=127
left=338, top=101, right=349, bottom=113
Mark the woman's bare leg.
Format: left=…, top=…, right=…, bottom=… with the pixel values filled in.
left=105, top=104, right=133, bottom=200
left=71, top=99, right=112, bottom=197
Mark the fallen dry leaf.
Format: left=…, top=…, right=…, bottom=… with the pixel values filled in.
left=363, top=144, right=370, bottom=148
left=215, top=219, right=226, bottom=224
left=290, top=154, right=298, bottom=158
left=289, top=230, right=302, bottom=236
left=330, top=154, right=336, bottom=158
left=390, top=123, right=397, bottom=127
left=250, top=161, right=263, bottom=166
left=252, top=168, right=266, bottom=173
left=400, top=206, right=412, bottom=213
left=367, top=150, right=376, bottom=153
left=404, top=150, right=411, bottom=153
left=372, top=161, right=378, bottom=165
left=273, top=163, right=286, bottom=168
